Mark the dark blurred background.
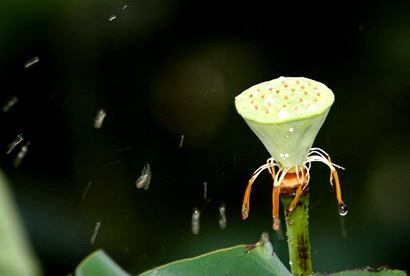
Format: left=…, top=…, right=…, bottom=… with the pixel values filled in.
left=0, top=0, right=409, bottom=275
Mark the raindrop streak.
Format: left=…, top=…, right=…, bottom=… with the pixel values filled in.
left=108, top=15, right=117, bottom=22
left=179, top=134, right=185, bottom=148
left=81, top=181, right=93, bottom=200
left=13, top=141, right=30, bottom=168
left=135, top=163, right=151, bottom=190
left=339, top=216, right=347, bottom=239
left=122, top=4, right=128, bottom=10
left=24, top=56, right=40, bottom=68
left=218, top=203, right=227, bottom=229
left=103, top=160, right=121, bottom=168
left=6, top=134, right=24, bottom=154
left=94, top=108, right=106, bottom=129
left=338, top=203, right=348, bottom=216
left=203, top=181, right=207, bottom=200
left=90, top=220, right=102, bottom=245
left=2, top=95, right=18, bottom=112
left=191, top=208, right=200, bottom=235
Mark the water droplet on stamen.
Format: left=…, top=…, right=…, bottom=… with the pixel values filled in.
left=338, top=203, right=348, bottom=216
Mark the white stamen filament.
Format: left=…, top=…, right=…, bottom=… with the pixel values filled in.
left=250, top=147, right=342, bottom=189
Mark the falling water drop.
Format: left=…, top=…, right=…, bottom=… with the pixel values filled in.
left=338, top=203, right=348, bottom=216
left=203, top=181, right=207, bottom=200
left=2, top=95, right=18, bottom=112
left=191, top=208, right=200, bottom=235
left=94, top=108, right=107, bottom=129
left=24, top=56, right=40, bottom=68
left=90, top=220, right=102, bottom=245
left=108, top=15, right=117, bottom=22
left=13, top=141, right=30, bottom=167
left=179, top=134, right=185, bottom=148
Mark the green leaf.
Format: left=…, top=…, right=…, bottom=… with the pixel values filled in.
left=0, top=170, right=41, bottom=276
left=139, top=241, right=292, bottom=276
left=75, top=250, right=130, bottom=276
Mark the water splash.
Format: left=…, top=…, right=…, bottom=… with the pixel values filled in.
left=135, top=163, right=151, bottom=190
left=218, top=203, right=227, bottom=229
left=6, top=133, right=24, bottom=154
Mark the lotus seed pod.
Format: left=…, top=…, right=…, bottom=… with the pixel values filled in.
left=235, top=77, right=334, bottom=167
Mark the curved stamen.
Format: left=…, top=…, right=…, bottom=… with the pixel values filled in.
left=305, top=147, right=347, bottom=210
left=242, top=158, right=279, bottom=220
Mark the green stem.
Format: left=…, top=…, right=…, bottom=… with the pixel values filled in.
left=281, top=193, right=312, bottom=276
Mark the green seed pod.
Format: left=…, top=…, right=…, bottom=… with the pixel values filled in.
left=235, top=77, right=334, bottom=167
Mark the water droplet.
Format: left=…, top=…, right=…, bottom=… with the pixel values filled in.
left=278, top=110, right=289, bottom=119
left=135, top=163, right=152, bottom=190
left=288, top=127, right=294, bottom=133
left=108, top=15, right=117, bottom=22
left=338, top=203, right=348, bottom=216
left=24, top=56, right=40, bottom=68
left=94, top=108, right=107, bottom=129
left=279, top=153, right=289, bottom=160
left=308, top=105, right=317, bottom=111
left=289, top=260, right=293, bottom=266
left=122, top=4, right=128, bottom=10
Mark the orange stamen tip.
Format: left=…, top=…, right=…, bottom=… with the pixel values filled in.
left=272, top=218, right=280, bottom=231
left=242, top=208, right=249, bottom=220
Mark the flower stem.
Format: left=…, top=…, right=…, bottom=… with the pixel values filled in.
left=281, top=193, right=312, bottom=276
